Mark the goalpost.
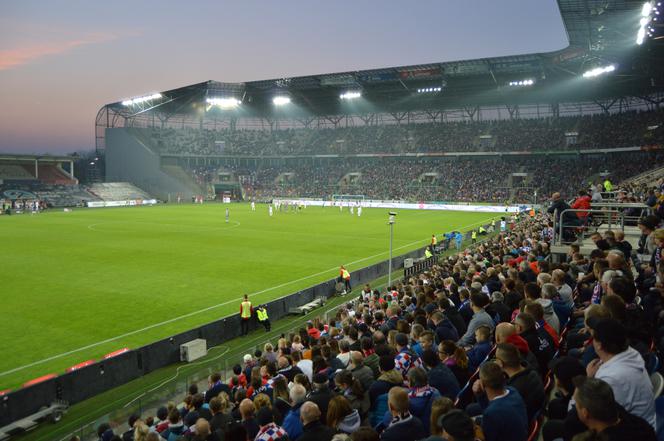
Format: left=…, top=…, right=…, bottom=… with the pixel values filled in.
left=332, top=194, right=366, bottom=204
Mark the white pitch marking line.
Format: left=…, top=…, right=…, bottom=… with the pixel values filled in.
left=1, top=215, right=497, bottom=378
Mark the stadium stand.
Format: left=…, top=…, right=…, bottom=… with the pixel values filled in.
left=0, top=164, right=35, bottom=181
left=86, top=182, right=152, bottom=201
left=126, top=108, right=664, bottom=157
left=78, top=164, right=664, bottom=440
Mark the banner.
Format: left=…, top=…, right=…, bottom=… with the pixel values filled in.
left=273, top=198, right=529, bottom=213
left=87, top=199, right=157, bottom=208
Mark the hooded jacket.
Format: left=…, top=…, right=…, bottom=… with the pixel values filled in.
left=369, top=369, right=404, bottom=405
left=536, top=298, right=560, bottom=333
left=337, top=409, right=361, bottom=434
left=596, top=346, right=656, bottom=428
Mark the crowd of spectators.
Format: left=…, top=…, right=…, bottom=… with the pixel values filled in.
left=94, top=173, right=664, bottom=441
left=220, top=152, right=662, bottom=204
left=136, top=108, right=664, bottom=157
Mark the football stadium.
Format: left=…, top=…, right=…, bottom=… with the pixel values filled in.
left=2, top=0, right=664, bottom=440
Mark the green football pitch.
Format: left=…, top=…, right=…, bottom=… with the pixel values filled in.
left=0, top=203, right=498, bottom=390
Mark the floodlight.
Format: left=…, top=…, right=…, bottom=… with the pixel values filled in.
left=340, top=91, right=361, bottom=100
left=582, top=64, right=616, bottom=78
left=643, top=1, right=653, bottom=16
left=121, top=93, right=162, bottom=106
left=508, top=79, right=535, bottom=86
left=273, top=96, right=291, bottom=106
left=206, top=97, right=241, bottom=109
left=417, top=86, right=442, bottom=93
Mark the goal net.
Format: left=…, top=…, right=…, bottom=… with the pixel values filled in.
left=332, top=194, right=366, bottom=204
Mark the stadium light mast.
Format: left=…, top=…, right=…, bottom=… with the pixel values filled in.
left=388, top=212, right=397, bottom=289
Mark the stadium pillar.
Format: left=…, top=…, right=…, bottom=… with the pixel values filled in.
left=34, top=159, right=38, bottom=178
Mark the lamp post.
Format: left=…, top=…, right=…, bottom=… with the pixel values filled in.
left=388, top=212, right=397, bottom=289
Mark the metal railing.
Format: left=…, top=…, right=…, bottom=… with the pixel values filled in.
left=553, top=208, right=624, bottom=246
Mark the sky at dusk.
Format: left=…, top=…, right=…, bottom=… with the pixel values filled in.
left=0, top=1, right=568, bottom=154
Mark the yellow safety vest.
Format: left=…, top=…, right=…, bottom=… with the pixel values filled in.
left=256, top=308, right=268, bottom=321
left=471, top=231, right=477, bottom=239
left=241, top=301, right=252, bottom=319
left=342, top=269, right=350, bottom=280
left=479, top=226, right=486, bottom=233
left=604, top=180, right=613, bottom=192
left=432, top=236, right=437, bottom=245
left=425, top=249, right=433, bottom=258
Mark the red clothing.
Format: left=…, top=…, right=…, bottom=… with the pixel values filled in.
left=529, top=261, right=540, bottom=275
left=307, top=327, right=321, bottom=340
left=506, top=333, right=531, bottom=355
left=229, top=373, right=247, bottom=388
left=571, top=195, right=591, bottom=219
left=541, top=322, right=560, bottom=349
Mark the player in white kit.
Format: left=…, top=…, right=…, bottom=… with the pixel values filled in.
left=350, top=205, right=354, bottom=215
left=251, top=201, right=256, bottom=211
left=269, top=205, right=273, bottom=217
left=357, top=206, right=362, bottom=217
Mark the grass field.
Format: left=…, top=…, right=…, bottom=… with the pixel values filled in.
left=1, top=203, right=497, bottom=390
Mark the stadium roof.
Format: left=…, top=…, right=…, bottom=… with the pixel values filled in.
left=104, top=0, right=664, bottom=117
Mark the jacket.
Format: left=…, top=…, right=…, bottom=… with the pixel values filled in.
left=507, top=368, right=545, bottom=421
left=458, top=309, right=495, bottom=347
left=595, top=346, right=656, bottom=428
left=434, top=318, right=459, bottom=343
left=364, top=353, right=380, bottom=379
left=306, top=387, right=335, bottom=424
left=296, top=421, right=335, bottom=441
left=571, top=195, right=591, bottom=219
left=351, top=365, right=375, bottom=393
left=521, top=327, right=554, bottom=371
left=407, top=386, right=440, bottom=433
left=486, top=301, right=511, bottom=324
left=337, top=409, right=361, bottom=434
left=467, top=341, right=493, bottom=371
left=480, top=387, right=528, bottom=441
left=282, top=403, right=304, bottom=440
left=162, top=423, right=188, bottom=441
left=427, top=362, right=460, bottom=399
left=536, top=298, right=560, bottom=333
left=445, top=307, right=467, bottom=337
left=597, top=405, right=657, bottom=441
left=379, top=414, right=427, bottom=441
left=369, top=370, right=403, bottom=405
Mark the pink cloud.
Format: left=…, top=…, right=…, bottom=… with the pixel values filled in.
left=0, top=32, right=125, bottom=71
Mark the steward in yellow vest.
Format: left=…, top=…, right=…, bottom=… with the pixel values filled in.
left=256, top=305, right=270, bottom=332
left=340, top=265, right=351, bottom=293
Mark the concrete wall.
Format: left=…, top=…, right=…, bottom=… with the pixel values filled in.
left=105, top=128, right=195, bottom=200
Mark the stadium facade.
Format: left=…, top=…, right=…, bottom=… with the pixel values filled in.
left=98, top=0, right=664, bottom=201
